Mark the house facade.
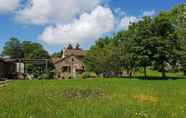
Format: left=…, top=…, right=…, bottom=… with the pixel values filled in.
left=54, top=45, right=85, bottom=79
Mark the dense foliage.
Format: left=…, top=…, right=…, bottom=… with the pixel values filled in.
left=85, top=4, right=186, bottom=78
left=2, top=37, right=24, bottom=58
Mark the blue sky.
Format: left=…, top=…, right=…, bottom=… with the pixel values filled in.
left=0, top=0, right=185, bottom=54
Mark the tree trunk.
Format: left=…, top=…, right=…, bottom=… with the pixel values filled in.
left=129, top=70, right=132, bottom=79
left=183, top=65, right=186, bottom=76
left=161, top=63, right=166, bottom=79
left=162, top=70, right=166, bottom=79
left=184, top=70, right=186, bottom=76
left=144, top=66, right=147, bottom=80
left=126, top=68, right=131, bottom=78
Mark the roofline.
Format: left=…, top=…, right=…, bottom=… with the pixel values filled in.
left=54, top=54, right=83, bottom=64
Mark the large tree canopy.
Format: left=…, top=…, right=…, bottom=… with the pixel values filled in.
left=169, top=4, right=186, bottom=74
left=2, top=37, right=24, bottom=58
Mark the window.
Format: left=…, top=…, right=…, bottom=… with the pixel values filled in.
left=62, top=66, right=71, bottom=72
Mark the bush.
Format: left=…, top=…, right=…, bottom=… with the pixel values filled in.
left=38, top=73, right=49, bottom=80
left=82, top=72, right=97, bottom=79
left=38, top=72, right=54, bottom=80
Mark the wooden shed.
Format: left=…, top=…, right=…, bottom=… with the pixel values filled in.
left=0, top=58, right=24, bottom=80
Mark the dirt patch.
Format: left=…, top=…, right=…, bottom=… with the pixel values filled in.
left=134, top=95, right=158, bottom=103
left=63, top=88, right=105, bottom=99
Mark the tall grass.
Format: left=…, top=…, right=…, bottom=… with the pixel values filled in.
left=0, top=79, right=186, bottom=118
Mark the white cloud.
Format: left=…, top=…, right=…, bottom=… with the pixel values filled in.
left=0, top=0, right=20, bottom=13
left=16, top=0, right=103, bottom=25
left=40, top=6, right=114, bottom=45
left=119, top=16, right=138, bottom=30
left=143, top=10, right=155, bottom=16
left=13, top=0, right=145, bottom=47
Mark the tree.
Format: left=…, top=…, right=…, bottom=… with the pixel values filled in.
left=22, top=41, right=50, bottom=59
left=112, top=31, right=137, bottom=77
left=51, top=50, right=63, bottom=58
left=151, top=12, right=181, bottom=78
left=22, top=41, right=53, bottom=79
left=85, top=37, right=116, bottom=77
left=128, top=13, right=181, bottom=79
left=2, top=37, right=24, bottom=58
left=86, top=4, right=185, bottom=79
left=169, top=4, right=186, bottom=75
left=85, top=33, right=137, bottom=78
left=128, top=17, right=154, bottom=79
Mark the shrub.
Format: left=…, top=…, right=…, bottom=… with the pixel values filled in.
left=82, top=72, right=97, bottom=79
left=38, top=73, right=49, bottom=80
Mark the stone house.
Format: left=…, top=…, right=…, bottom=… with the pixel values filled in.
left=54, top=45, right=85, bottom=79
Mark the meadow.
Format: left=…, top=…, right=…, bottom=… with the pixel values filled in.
left=0, top=78, right=186, bottom=118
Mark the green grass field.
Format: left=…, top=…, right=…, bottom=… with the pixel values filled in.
left=0, top=79, right=186, bottom=118
left=135, top=69, right=185, bottom=78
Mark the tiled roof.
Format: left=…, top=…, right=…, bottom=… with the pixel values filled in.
left=63, top=49, right=85, bottom=57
